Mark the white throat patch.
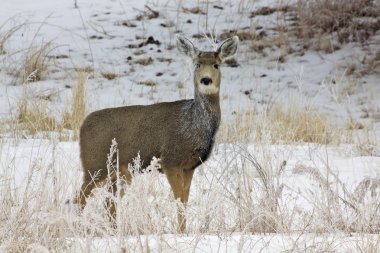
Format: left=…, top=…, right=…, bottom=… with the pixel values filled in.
left=198, top=83, right=219, bottom=95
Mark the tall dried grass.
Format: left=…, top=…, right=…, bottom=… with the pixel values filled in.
left=1, top=136, right=378, bottom=252
left=0, top=18, right=26, bottom=55
left=17, top=78, right=59, bottom=136
left=11, top=70, right=88, bottom=139
left=63, top=72, right=88, bottom=131
left=14, top=42, right=54, bottom=83
left=219, top=103, right=334, bottom=144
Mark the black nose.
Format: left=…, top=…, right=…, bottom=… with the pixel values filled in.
left=200, top=77, right=212, bottom=85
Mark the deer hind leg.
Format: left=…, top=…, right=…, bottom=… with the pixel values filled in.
left=164, top=168, right=195, bottom=233
left=183, top=169, right=195, bottom=204
left=75, top=165, right=131, bottom=216
left=75, top=171, right=104, bottom=210
left=104, top=164, right=132, bottom=223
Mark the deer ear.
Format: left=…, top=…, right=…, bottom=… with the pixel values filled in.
left=217, top=36, right=239, bottom=62
left=176, top=34, right=199, bottom=59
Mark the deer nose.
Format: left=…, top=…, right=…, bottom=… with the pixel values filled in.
left=200, top=77, right=212, bottom=85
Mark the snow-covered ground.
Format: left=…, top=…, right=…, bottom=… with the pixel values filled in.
left=0, top=0, right=379, bottom=252
left=1, top=139, right=379, bottom=252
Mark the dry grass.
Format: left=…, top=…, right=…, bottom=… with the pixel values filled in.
left=17, top=82, right=59, bottom=136
left=101, top=72, right=118, bottom=80
left=1, top=137, right=378, bottom=252
left=346, top=123, right=380, bottom=156
left=360, top=49, right=380, bottom=76
left=134, top=57, right=154, bottom=66
left=245, top=0, right=380, bottom=58
left=1, top=89, right=379, bottom=250
left=72, top=66, right=94, bottom=74
left=17, top=102, right=57, bottom=135
left=322, top=72, right=359, bottom=103
left=13, top=72, right=87, bottom=139
left=0, top=4, right=379, bottom=251
left=14, top=42, right=54, bottom=83
left=138, top=80, right=158, bottom=86
left=296, top=0, right=380, bottom=46
left=0, top=19, right=26, bottom=55
left=268, top=105, right=332, bottom=144
left=218, top=109, right=257, bottom=143
left=62, top=72, right=87, bottom=131
left=293, top=164, right=380, bottom=233
left=219, top=103, right=334, bottom=144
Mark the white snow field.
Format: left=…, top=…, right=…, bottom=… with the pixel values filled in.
left=0, top=0, right=379, bottom=252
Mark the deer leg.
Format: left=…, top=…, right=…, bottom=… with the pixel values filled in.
left=105, top=164, right=131, bottom=223
left=119, top=164, right=132, bottom=184
left=104, top=181, right=117, bottom=223
left=75, top=173, right=103, bottom=209
left=75, top=182, right=92, bottom=208
left=182, top=169, right=195, bottom=204
left=178, top=169, right=194, bottom=232
left=163, top=168, right=187, bottom=233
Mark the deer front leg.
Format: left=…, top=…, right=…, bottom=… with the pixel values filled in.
left=163, top=168, right=187, bottom=233
left=183, top=169, right=195, bottom=204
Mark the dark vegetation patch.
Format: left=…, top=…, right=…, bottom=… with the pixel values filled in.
left=117, top=20, right=137, bottom=28
left=220, top=30, right=257, bottom=41
left=225, top=58, right=239, bottom=68
left=296, top=0, right=380, bottom=44
left=242, top=0, right=380, bottom=67
left=72, top=66, right=93, bottom=73
left=160, top=21, right=175, bottom=28
left=138, top=80, right=158, bottom=86
left=136, top=5, right=159, bottom=20
left=127, top=36, right=161, bottom=49
left=89, top=35, right=104, bottom=40
left=192, top=32, right=214, bottom=39
left=101, top=72, right=118, bottom=80
left=250, top=5, right=293, bottom=18
left=48, top=54, right=69, bottom=59
left=157, top=57, right=172, bottom=64
left=134, top=57, right=154, bottom=66
left=182, top=6, right=205, bottom=15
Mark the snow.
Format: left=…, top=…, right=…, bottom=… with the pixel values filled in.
left=61, top=233, right=380, bottom=252
left=1, top=0, right=378, bottom=122
left=1, top=139, right=379, bottom=251
left=0, top=0, right=380, bottom=252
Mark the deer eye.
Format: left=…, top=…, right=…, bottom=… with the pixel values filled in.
left=213, top=64, right=219, bottom=69
left=195, top=64, right=200, bottom=69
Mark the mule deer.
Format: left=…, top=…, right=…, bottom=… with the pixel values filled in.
left=76, top=34, right=238, bottom=232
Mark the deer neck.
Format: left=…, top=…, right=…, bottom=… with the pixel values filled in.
left=178, top=90, right=221, bottom=145
left=193, top=90, right=221, bottom=124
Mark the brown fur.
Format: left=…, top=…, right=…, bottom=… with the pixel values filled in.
left=76, top=35, right=239, bottom=232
